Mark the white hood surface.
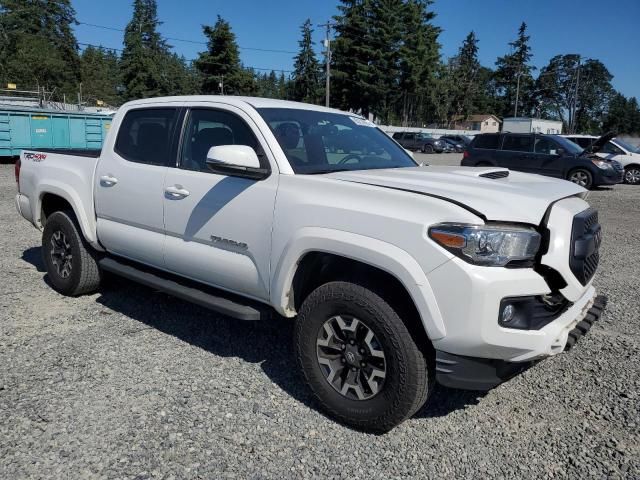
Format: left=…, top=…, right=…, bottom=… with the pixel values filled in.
left=328, top=166, right=586, bottom=224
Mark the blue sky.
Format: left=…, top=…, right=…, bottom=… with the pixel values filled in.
left=73, top=0, right=640, bottom=99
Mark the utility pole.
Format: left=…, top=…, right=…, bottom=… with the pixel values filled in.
left=219, top=75, right=224, bottom=95
left=571, top=56, right=581, bottom=134
left=514, top=70, right=522, bottom=117
left=319, top=22, right=334, bottom=108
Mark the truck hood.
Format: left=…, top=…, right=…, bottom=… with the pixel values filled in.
left=327, top=166, right=586, bottom=224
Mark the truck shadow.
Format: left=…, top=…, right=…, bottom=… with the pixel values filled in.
left=21, top=246, right=485, bottom=428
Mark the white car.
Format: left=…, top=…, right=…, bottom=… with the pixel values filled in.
left=15, top=96, right=606, bottom=432
left=564, top=134, right=640, bottom=185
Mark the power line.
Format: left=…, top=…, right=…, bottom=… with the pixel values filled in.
left=77, top=21, right=298, bottom=54
left=76, top=41, right=294, bottom=74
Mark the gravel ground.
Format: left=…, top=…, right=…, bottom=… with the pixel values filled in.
left=1, top=159, right=639, bottom=479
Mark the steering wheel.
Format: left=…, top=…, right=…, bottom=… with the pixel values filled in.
left=338, top=154, right=362, bottom=165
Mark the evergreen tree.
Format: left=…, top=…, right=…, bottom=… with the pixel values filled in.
left=399, top=0, right=441, bottom=125
left=0, top=0, right=80, bottom=96
left=331, top=0, right=377, bottom=115
left=494, top=22, right=535, bottom=118
left=449, top=31, right=481, bottom=123
left=80, top=46, right=121, bottom=106
left=291, top=19, right=321, bottom=104
left=195, top=15, right=256, bottom=95
left=120, top=0, right=172, bottom=100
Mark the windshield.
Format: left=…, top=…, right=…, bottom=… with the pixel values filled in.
left=257, top=108, right=417, bottom=174
left=417, top=133, right=433, bottom=139
left=550, top=135, right=584, bottom=155
left=613, top=138, right=640, bottom=153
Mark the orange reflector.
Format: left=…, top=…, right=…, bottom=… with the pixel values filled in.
left=430, top=230, right=466, bottom=248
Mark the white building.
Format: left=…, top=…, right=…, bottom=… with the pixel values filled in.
left=502, top=117, right=563, bottom=134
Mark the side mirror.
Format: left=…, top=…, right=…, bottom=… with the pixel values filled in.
left=206, top=145, right=268, bottom=180
left=555, top=147, right=565, bottom=156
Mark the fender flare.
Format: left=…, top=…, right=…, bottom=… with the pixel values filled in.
left=35, top=181, right=102, bottom=250
left=270, top=227, right=447, bottom=340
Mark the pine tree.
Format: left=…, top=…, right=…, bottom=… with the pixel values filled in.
left=0, top=0, right=80, bottom=96
left=120, top=0, right=172, bottom=100
left=494, top=22, right=535, bottom=117
left=399, top=0, right=441, bottom=125
left=331, top=0, right=377, bottom=115
left=291, top=19, right=321, bottom=104
left=80, top=46, right=121, bottom=106
left=195, top=15, right=256, bottom=95
left=449, top=31, right=481, bottom=123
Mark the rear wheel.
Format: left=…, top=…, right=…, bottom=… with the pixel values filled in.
left=568, top=169, right=593, bottom=189
left=624, top=166, right=640, bottom=185
left=294, top=281, right=433, bottom=433
left=422, top=144, right=434, bottom=154
left=42, top=210, right=101, bottom=296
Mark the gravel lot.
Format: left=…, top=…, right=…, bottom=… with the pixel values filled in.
left=1, top=156, right=639, bottom=479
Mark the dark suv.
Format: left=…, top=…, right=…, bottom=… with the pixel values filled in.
left=392, top=131, right=444, bottom=153
left=461, top=133, right=624, bottom=189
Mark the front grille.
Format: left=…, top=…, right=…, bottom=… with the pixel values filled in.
left=479, top=170, right=509, bottom=179
left=569, top=208, right=602, bottom=285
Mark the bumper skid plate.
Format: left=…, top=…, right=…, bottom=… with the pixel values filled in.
left=435, top=295, right=607, bottom=391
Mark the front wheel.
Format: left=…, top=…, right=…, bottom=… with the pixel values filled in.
left=568, top=169, right=593, bottom=189
left=294, top=281, right=433, bottom=432
left=624, top=166, right=640, bottom=185
left=42, top=210, right=102, bottom=296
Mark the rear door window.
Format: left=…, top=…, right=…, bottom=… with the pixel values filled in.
left=502, top=135, right=534, bottom=152
left=472, top=134, right=501, bottom=149
left=115, top=108, right=179, bottom=166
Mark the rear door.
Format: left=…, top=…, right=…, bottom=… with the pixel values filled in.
left=95, top=106, right=180, bottom=268
left=499, top=134, right=535, bottom=172
left=162, top=103, right=278, bottom=301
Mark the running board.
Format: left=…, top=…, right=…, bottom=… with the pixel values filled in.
left=99, top=257, right=271, bottom=321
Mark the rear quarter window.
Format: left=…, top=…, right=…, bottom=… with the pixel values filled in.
left=472, top=134, right=501, bottom=149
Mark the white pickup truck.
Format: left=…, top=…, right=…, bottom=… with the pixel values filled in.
left=15, top=96, right=606, bottom=432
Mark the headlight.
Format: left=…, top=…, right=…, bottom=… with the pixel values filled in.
left=591, top=159, right=612, bottom=169
left=429, top=223, right=541, bottom=267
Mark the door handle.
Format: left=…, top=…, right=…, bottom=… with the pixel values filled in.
left=100, top=175, right=118, bottom=186
left=165, top=185, right=190, bottom=199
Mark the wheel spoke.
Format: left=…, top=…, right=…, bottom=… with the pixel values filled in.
left=316, top=314, right=387, bottom=401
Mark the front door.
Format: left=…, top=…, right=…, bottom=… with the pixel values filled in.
left=95, top=107, right=180, bottom=268
left=163, top=106, right=278, bottom=301
left=532, top=136, right=565, bottom=178
left=498, top=134, right=535, bottom=172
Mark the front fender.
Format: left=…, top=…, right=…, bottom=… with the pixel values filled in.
left=270, top=227, right=446, bottom=340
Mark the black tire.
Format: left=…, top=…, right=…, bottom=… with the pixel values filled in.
left=567, top=168, right=593, bottom=189
left=422, top=144, right=434, bottom=154
left=42, top=210, right=101, bottom=296
left=294, top=281, right=433, bottom=433
left=624, top=166, right=640, bottom=185
left=476, top=161, right=492, bottom=167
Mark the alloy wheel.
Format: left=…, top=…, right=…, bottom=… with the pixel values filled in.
left=316, top=315, right=387, bottom=401
left=50, top=230, right=73, bottom=278
left=570, top=171, right=589, bottom=187
left=625, top=168, right=640, bottom=185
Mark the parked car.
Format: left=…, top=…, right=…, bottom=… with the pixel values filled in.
left=462, top=132, right=624, bottom=189
left=16, top=96, right=605, bottom=432
left=563, top=133, right=640, bottom=185
left=392, top=131, right=444, bottom=153
left=440, top=137, right=464, bottom=153
left=440, top=134, right=472, bottom=146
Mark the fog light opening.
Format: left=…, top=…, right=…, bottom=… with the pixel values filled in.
left=501, top=304, right=516, bottom=323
